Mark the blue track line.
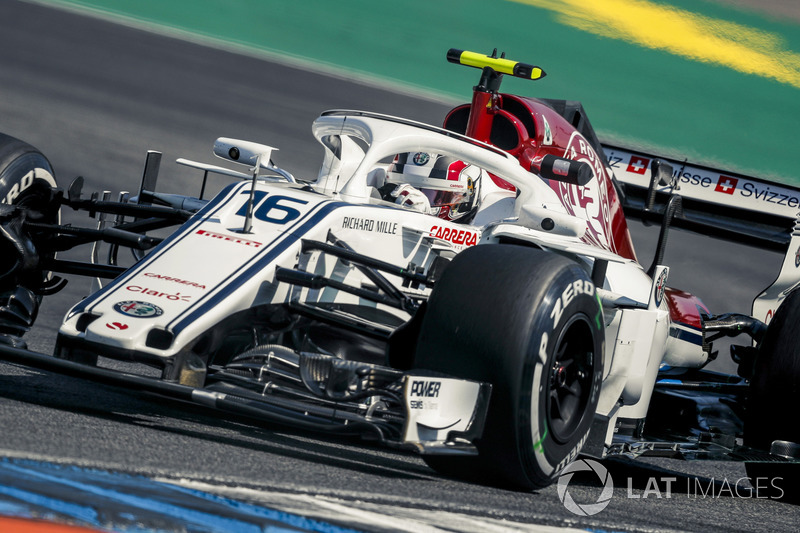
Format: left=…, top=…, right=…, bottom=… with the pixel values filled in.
left=0, top=457, right=362, bottom=533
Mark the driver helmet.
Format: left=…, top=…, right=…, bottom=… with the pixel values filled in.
left=387, top=152, right=481, bottom=222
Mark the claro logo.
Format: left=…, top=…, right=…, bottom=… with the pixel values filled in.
left=126, top=285, right=191, bottom=302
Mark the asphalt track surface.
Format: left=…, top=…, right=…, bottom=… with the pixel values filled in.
left=0, top=1, right=798, bottom=531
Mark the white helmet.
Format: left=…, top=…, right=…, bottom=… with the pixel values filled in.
left=387, top=152, right=481, bottom=222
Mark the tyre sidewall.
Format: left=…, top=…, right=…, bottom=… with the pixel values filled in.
left=746, top=288, right=800, bottom=449
left=744, top=289, right=800, bottom=501
left=414, top=245, right=604, bottom=488
left=0, top=150, right=57, bottom=212
left=0, top=135, right=58, bottom=288
left=520, top=269, right=604, bottom=482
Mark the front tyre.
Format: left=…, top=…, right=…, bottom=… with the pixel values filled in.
left=0, top=132, right=59, bottom=286
left=0, top=133, right=59, bottom=346
left=413, top=245, right=604, bottom=490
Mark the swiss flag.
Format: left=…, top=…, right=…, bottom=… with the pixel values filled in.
left=626, top=156, right=650, bottom=175
left=715, top=176, right=738, bottom=194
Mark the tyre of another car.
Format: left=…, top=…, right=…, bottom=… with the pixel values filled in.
left=745, top=288, right=800, bottom=502
left=0, top=132, right=59, bottom=347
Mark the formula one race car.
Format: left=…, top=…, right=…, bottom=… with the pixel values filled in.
left=0, top=49, right=798, bottom=496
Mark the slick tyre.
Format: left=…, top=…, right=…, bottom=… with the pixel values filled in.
left=0, top=133, right=58, bottom=346
left=744, top=288, right=800, bottom=502
left=0, top=132, right=59, bottom=285
left=0, top=132, right=58, bottom=215
left=413, top=245, right=604, bottom=490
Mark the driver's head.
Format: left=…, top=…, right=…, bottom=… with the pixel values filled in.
left=387, top=152, right=481, bottom=222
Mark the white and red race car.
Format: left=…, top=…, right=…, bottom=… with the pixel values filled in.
left=0, top=49, right=797, bottom=496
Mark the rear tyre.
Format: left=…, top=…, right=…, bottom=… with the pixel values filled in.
left=413, top=245, right=604, bottom=490
left=744, top=289, right=800, bottom=502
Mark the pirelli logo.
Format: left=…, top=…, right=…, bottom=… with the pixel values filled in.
left=195, top=229, right=262, bottom=248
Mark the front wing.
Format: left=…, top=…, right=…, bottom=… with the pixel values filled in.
left=0, top=342, right=491, bottom=456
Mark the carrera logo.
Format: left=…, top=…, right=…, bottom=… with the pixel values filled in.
left=626, top=156, right=650, bottom=175
left=196, top=229, right=262, bottom=248
left=715, top=176, right=738, bottom=194
left=429, top=225, right=478, bottom=247
left=143, top=273, right=206, bottom=290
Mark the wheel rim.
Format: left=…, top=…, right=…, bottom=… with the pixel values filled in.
left=546, top=315, right=594, bottom=444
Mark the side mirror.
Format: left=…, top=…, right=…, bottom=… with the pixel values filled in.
left=214, top=138, right=277, bottom=167
left=536, top=154, right=593, bottom=186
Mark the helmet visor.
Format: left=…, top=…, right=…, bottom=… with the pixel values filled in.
left=420, top=189, right=468, bottom=209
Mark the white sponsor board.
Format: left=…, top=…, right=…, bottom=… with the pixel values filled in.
left=604, top=145, right=800, bottom=219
